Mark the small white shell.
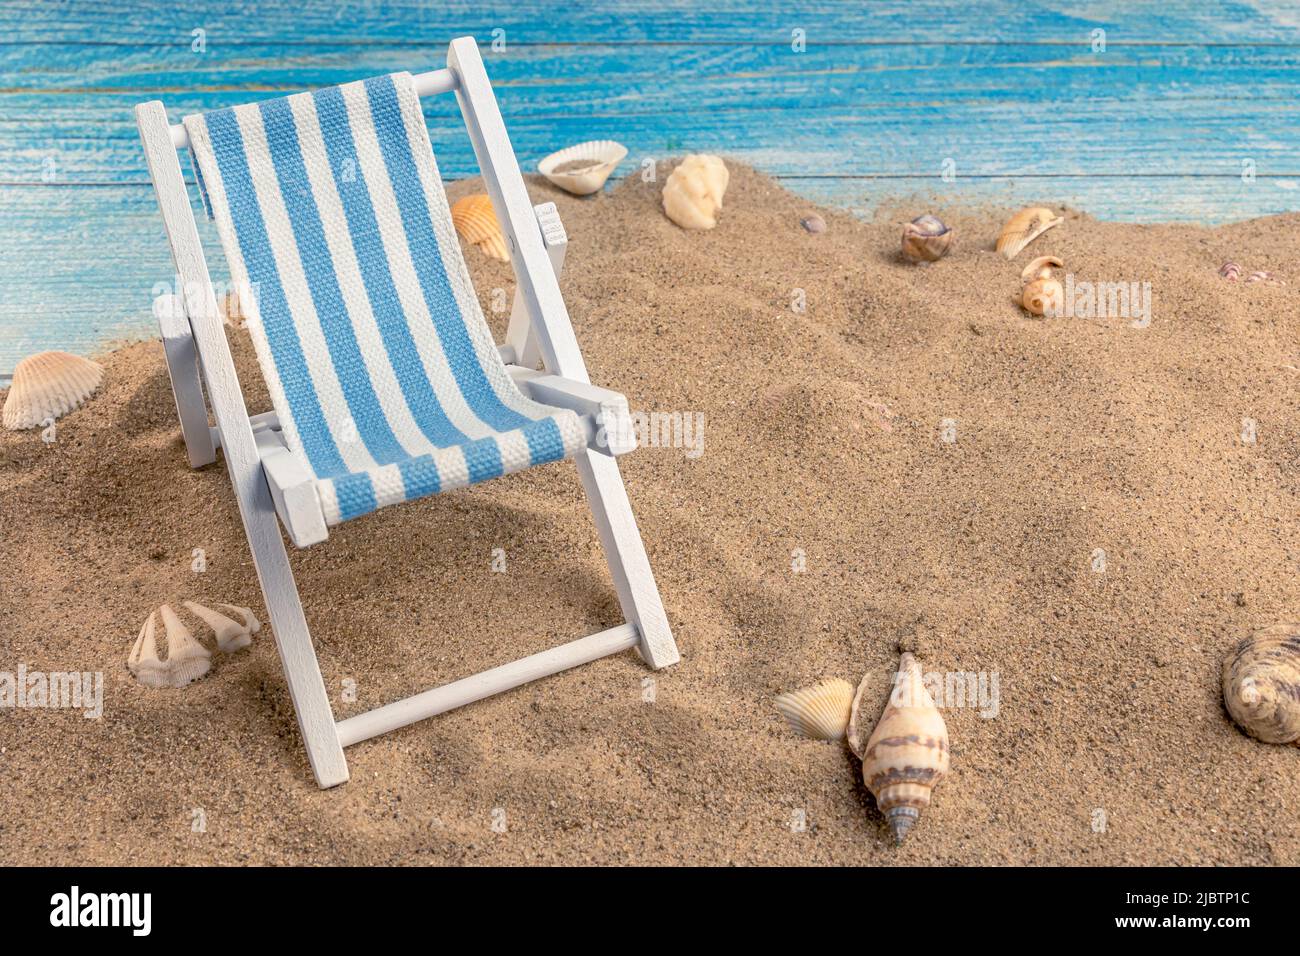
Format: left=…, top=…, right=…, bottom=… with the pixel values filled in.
left=2, top=351, right=103, bottom=430
left=183, top=601, right=259, bottom=653
left=128, top=605, right=211, bottom=689
left=996, top=206, right=1063, bottom=259
left=538, top=140, right=628, bottom=196
left=662, top=154, right=729, bottom=230
left=775, top=678, right=855, bottom=740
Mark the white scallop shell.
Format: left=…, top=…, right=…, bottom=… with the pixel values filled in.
left=775, top=678, right=855, bottom=740
left=537, top=140, right=628, bottom=196
left=2, top=351, right=103, bottom=430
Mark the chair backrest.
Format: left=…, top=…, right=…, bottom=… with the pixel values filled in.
left=184, top=72, right=544, bottom=488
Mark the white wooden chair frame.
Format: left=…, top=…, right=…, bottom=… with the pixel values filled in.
left=134, top=36, right=679, bottom=788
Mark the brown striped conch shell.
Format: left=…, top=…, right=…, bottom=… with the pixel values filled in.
left=1019, top=255, right=1065, bottom=316
left=901, top=214, right=953, bottom=263
left=996, top=206, right=1063, bottom=258
left=774, top=678, right=855, bottom=740
left=538, top=140, right=627, bottom=196
left=848, top=653, right=950, bottom=845
left=1223, top=623, right=1300, bottom=745
left=662, top=154, right=729, bottom=230
left=2, top=351, right=103, bottom=431
left=451, top=194, right=509, bottom=261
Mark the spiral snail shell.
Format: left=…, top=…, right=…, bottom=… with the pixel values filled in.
left=1019, top=255, right=1064, bottom=317
left=848, top=653, right=949, bottom=845
left=1223, top=623, right=1300, bottom=745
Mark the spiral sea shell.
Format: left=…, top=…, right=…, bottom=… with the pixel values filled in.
left=848, top=653, right=949, bottom=845
left=996, top=206, right=1063, bottom=259
left=1222, top=623, right=1300, bottom=745
left=1019, top=255, right=1064, bottom=316
left=662, top=154, right=729, bottom=230
left=774, top=678, right=855, bottom=740
left=901, top=214, right=953, bottom=263
left=1219, top=261, right=1242, bottom=281
left=2, top=350, right=103, bottom=431
left=451, top=194, right=509, bottom=262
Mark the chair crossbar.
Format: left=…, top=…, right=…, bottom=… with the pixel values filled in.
left=335, top=623, right=639, bottom=747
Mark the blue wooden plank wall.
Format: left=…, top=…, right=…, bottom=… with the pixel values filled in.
left=1, top=1, right=1298, bottom=373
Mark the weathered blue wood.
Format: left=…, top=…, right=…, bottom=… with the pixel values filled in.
left=1, top=0, right=1298, bottom=371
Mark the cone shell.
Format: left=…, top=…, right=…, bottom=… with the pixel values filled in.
left=901, top=214, right=953, bottom=263
left=2, top=350, right=103, bottom=430
left=850, top=653, right=950, bottom=845
left=662, top=154, right=729, bottom=230
left=996, top=206, right=1063, bottom=258
left=775, top=678, right=855, bottom=740
left=451, top=194, right=509, bottom=262
left=538, top=140, right=627, bottom=196
left=1223, top=623, right=1300, bottom=745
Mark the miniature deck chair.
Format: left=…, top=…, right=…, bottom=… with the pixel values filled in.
left=134, top=36, right=679, bottom=788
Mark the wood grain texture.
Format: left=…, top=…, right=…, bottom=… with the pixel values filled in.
left=2, top=1, right=1299, bottom=369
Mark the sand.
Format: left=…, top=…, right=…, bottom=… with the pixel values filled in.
left=1, top=163, right=1298, bottom=866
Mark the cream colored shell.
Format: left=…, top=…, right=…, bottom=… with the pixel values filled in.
left=775, top=678, right=855, bottom=740
left=538, top=140, right=627, bottom=196
left=1223, top=623, right=1300, bottom=745
left=997, top=206, right=1063, bottom=258
left=901, top=214, right=953, bottom=263
left=2, top=350, right=103, bottom=431
left=662, top=154, right=729, bottom=230
left=849, top=653, right=950, bottom=845
left=451, top=194, right=510, bottom=261
left=128, top=602, right=260, bottom=688
left=1019, top=255, right=1064, bottom=316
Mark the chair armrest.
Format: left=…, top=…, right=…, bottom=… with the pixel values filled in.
left=507, top=367, right=636, bottom=456
left=255, top=429, right=328, bottom=547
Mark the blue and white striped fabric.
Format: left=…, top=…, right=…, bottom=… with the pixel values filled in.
left=184, top=73, right=587, bottom=527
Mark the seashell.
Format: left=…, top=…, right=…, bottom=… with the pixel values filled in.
left=662, top=154, right=729, bottom=230
left=451, top=194, right=509, bottom=262
left=183, top=601, right=260, bottom=653
left=800, top=214, right=827, bottom=234
left=1019, top=255, right=1064, bottom=316
left=996, top=206, right=1063, bottom=259
left=1222, top=623, right=1300, bottom=745
left=1246, top=270, right=1283, bottom=285
left=537, top=140, right=627, bottom=196
left=128, top=605, right=211, bottom=689
left=901, top=214, right=953, bottom=263
left=775, top=678, right=855, bottom=740
left=2, top=351, right=103, bottom=431
left=1219, top=261, right=1242, bottom=281
left=849, top=653, right=949, bottom=845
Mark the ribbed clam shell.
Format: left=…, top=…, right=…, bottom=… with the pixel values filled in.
left=451, top=194, right=509, bottom=262
left=128, top=604, right=212, bottom=689
left=996, top=206, right=1062, bottom=259
left=774, top=678, right=854, bottom=740
left=2, top=351, right=103, bottom=430
left=854, top=653, right=950, bottom=845
left=537, top=140, right=628, bottom=196
left=1223, top=623, right=1300, bottom=745
left=901, top=214, right=953, bottom=262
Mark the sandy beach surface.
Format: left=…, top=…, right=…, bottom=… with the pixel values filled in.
left=1, top=164, right=1298, bottom=865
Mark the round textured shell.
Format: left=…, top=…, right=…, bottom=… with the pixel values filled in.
left=775, top=678, right=855, bottom=740
left=538, top=140, right=628, bottom=196
left=2, top=350, right=104, bottom=431
left=901, top=214, right=953, bottom=263
left=451, top=194, right=509, bottom=262
left=1223, top=623, right=1300, bottom=745
left=996, top=206, right=1063, bottom=259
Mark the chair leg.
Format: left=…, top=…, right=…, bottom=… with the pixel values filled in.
left=153, top=294, right=217, bottom=468
left=240, top=495, right=351, bottom=787
left=575, top=451, right=680, bottom=669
